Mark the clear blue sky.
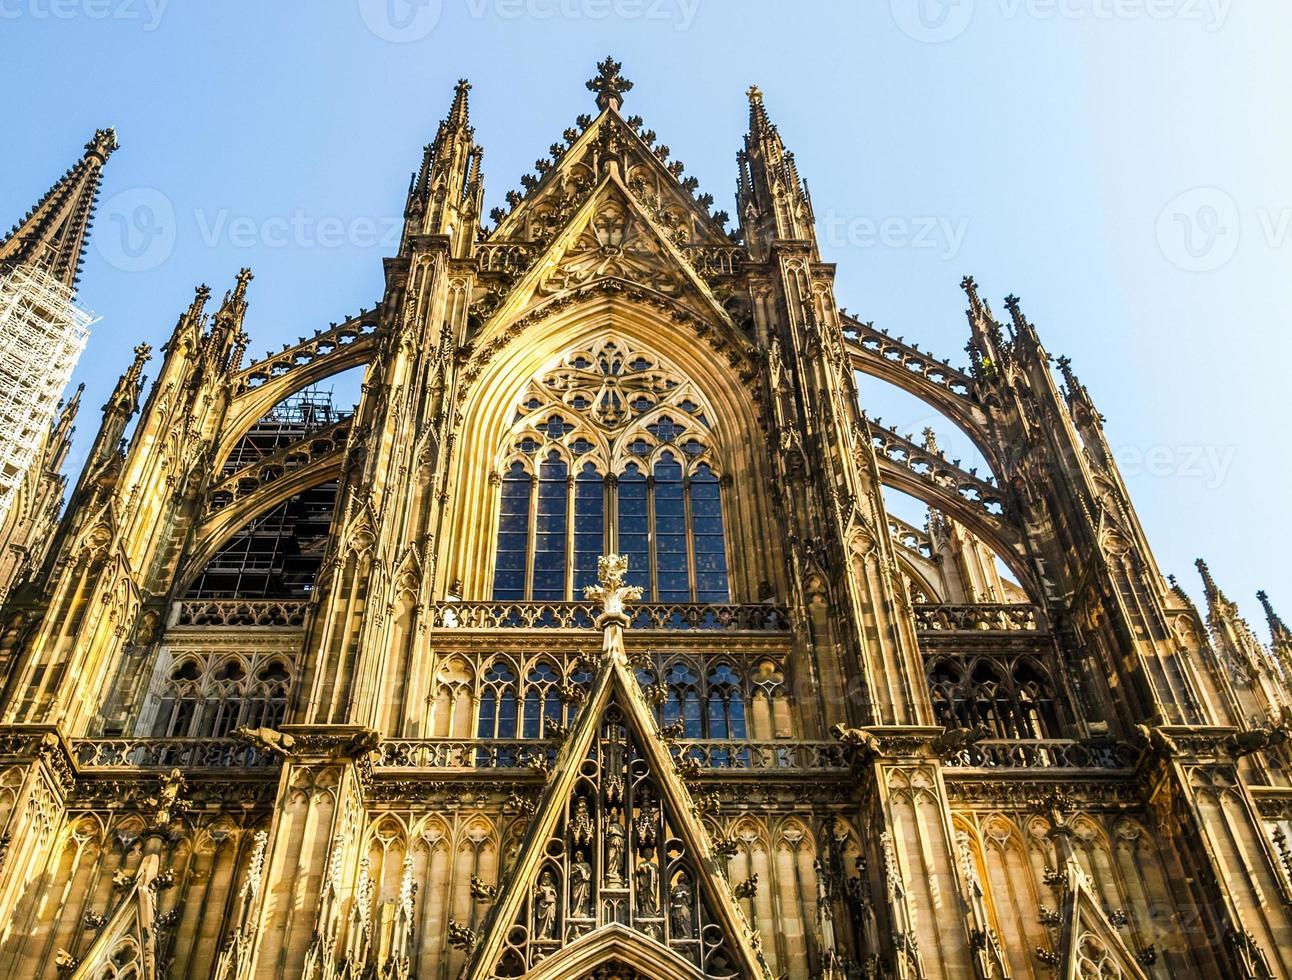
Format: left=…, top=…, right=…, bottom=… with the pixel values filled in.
left=1, top=1, right=1287, bottom=632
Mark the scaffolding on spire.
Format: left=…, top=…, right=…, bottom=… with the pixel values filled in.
left=0, top=262, right=94, bottom=522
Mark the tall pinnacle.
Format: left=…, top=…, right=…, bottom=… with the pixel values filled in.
left=403, top=79, right=483, bottom=252
left=737, top=83, right=814, bottom=248
left=1258, top=591, right=1291, bottom=645
left=586, top=56, right=633, bottom=112
left=0, top=128, right=119, bottom=291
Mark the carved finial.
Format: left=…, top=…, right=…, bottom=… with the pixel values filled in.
left=85, top=127, right=119, bottom=162
left=747, top=84, right=763, bottom=104
left=586, top=56, right=633, bottom=112
left=921, top=427, right=939, bottom=454
left=584, top=553, right=643, bottom=626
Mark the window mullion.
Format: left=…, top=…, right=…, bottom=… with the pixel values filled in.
left=520, top=471, right=534, bottom=600
left=564, top=474, right=575, bottom=601
left=683, top=471, right=696, bottom=602
left=646, top=472, right=657, bottom=602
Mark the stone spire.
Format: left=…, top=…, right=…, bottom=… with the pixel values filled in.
left=585, top=55, right=633, bottom=113
left=737, top=84, right=814, bottom=248
left=1258, top=591, right=1292, bottom=680
left=960, top=275, right=1004, bottom=379
left=404, top=79, right=483, bottom=252
left=0, top=128, right=118, bottom=290
left=1197, top=558, right=1278, bottom=681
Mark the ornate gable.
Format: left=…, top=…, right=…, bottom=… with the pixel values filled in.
left=476, top=172, right=744, bottom=349
left=1057, top=861, right=1150, bottom=980
left=463, top=556, right=772, bottom=980
left=487, top=59, right=731, bottom=253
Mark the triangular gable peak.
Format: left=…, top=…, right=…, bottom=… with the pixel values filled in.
left=474, top=170, right=745, bottom=353
left=464, top=556, right=772, bottom=980
left=1058, top=860, right=1150, bottom=980
left=487, top=66, right=731, bottom=253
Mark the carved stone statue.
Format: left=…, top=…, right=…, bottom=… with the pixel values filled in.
left=605, top=819, right=626, bottom=883
left=533, top=870, right=558, bottom=940
left=635, top=859, right=659, bottom=916
left=572, top=796, right=594, bottom=846
left=571, top=850, right=592, bottom=918
left=669, top=874, right=693, bottom=938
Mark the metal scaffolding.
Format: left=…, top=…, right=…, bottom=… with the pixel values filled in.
left=0, top=263, right=92, bottom=521
left=185, top=386, right=348, bottom=600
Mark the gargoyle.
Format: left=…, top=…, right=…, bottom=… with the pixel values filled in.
left=232, top=727, right=296, bottom=758
left=830, top=723, right=880, bottom=761
left=1133, top=724, right=1179, bottom=757
left=933, top=724, right=992, bottom=756
left=1226, top=726, right=1289, bottom=758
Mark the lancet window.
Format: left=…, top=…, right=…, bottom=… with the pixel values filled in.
left=924, top=653, right=1061, bottom=739
left=149, top=651, right=291, bottom=738
left=491, top=338, right=730, bottom=603
left=448, top=651, right=786, bottom=742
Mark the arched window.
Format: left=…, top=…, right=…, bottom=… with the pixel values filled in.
left=653, top=452, right=690, bottom=601
left=924, top=654, right=1061, bottom=740
left=532, top=452, right=569, bottom=600
left=477, top=661, right=519, bottom=738
left=573, top=463, right=605, bottom=594
left=149, top=653, right=292, bottom=738
left=662, top=663, right=703, bottom=738
left=690, top=464, right=729, bottom=602
left=705, top=663, right=747, bottom=739
left=522, top=661, right=563, bottom=738
left=492, top=462, right=532, bottom=600
left=617, top=464, right=650, bottom=595
left=489, top=338, right=733, bottom=603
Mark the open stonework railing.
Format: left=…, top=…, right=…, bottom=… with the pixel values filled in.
left=232, top=311, right=380, bottom=396
left=941, top=739, right=1138, bottom=771
left=172, top=599, right=309, bottom=628
left=428, top=601, right=790, bottom=632
left=841, top=313, right=975, bottom=399
left=205, top=415, right=352, bottom=516
left=914, top=603, right=1041, bottom=632
left=72, top=738, right=277, bottom=770
left=374, top=739, right=847, bottom=774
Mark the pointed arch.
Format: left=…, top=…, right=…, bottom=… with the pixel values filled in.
left=440, top=295, right=781, bottom=606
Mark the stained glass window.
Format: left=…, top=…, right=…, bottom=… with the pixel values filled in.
left=491, top=338, right=733, bottom=603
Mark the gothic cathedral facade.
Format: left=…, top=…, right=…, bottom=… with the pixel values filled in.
left=0, top=59, right=1290, bottom=979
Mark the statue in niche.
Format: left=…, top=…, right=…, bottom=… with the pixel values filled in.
left=606, top=818, right=626, bottom=884
left=634, top=789, right=659, bottom=848
left=533, top=870, right=558, bottom=940
left=571, top=850, right=593, bottom=918
left=669, top=874, right=693, bottom=938
left=635, top=859, right=659, bottom=916
left=572, top=796, right=594, bottom=846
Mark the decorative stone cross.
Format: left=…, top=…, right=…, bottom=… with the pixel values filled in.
left=586, top=56, right=633, bottom=112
